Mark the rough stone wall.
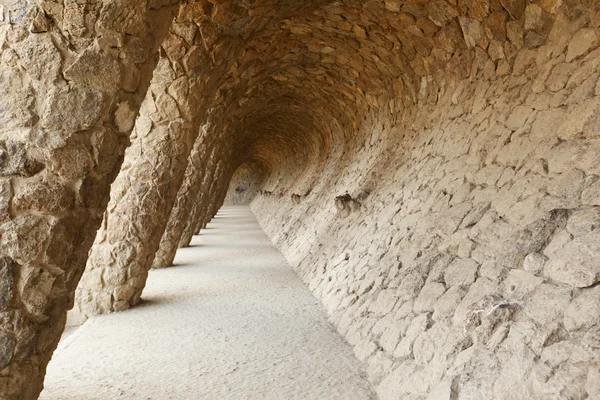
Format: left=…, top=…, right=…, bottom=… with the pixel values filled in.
left=0, top=2, right=177, bottom=398
left=224, top=163, right=266, bottom=205
left=249, top=4, right=600, bottom=399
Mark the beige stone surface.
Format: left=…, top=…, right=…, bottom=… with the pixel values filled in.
left=2, top=1, right=600, bottom=399
left=237, top=4, right=600, bottom=398
left=0, top=2, right=177, bottom=397
left=152, top=130, right=215, bottom=269
left=224, top=163, right=266, bottom=205
left=40, top=206, right=374, bottom=400
left=77, top=48, right=202, bottom=316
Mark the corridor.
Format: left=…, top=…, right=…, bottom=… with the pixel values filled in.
left=39, top=206, right=374, bottom=400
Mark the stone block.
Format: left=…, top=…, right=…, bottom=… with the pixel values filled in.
left=415, top=282, right=446, bottom=313
left=544, top=232, right=600, bottom=287
left=444, top=258, right=478, bottom=287
left=523, top=284, right=572, bottom=325
left=564, top=285, right=600, bottom=331
left=566, top=208, right=600, bottom=237
left=566, top=29, right=599, bottom=62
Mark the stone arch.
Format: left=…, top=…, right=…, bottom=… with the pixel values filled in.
left=74, top=0, right=332, bottom=312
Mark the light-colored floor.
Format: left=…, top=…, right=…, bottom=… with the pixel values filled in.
left=40, top=205, right=375, bottom=400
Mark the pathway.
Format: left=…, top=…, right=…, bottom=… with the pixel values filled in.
left=40, top=205, right=375, bottom=400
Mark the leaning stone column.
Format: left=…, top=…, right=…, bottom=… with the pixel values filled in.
left=210, top=162, right=235, bottom=211
left=213, top=166, right=235, bottom=213
left=177, top=154, right=223, bottom=248
left=77, top=36, right=207, bottom=316
left=0, top=2, right=176, bottom=398
left=152, top=136, right=216, bottom=268
left=184, top=157, right=233, bottom=244
left=191, top=203, right=208, bottom=236
left=192, top=201, right=209, bottom=234
left=190, top=188, right=210, bottom=235
left=193, top=160, right=229, bottom=234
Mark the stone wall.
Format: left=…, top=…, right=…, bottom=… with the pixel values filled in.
left=224, top=163, right=265, bottom=205
left=250, top=5, right=600, bottom=399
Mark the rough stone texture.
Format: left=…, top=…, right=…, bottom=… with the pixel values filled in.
left=76, top=43, right=203, bottom=316
left=151, top=127, right=215, bottom=269
left=224, top=163, right=266, bottom=205
left=192, top=156, right=235, bottom=240
left=0, top=2, right=177, bottom=398
left=179, top=152, right=231, bottom=249
left=233, top=3, right=600, bottom=399
left=4, top=1, right=600, bottom=398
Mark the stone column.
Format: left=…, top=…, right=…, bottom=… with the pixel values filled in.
left=191, top=160, right=233, bottom=235
left=151, top=130, right=215, bottom=268
left=177, top=154, right=223, bottom=248
left=192, top=202, right=210, bottom=235
left=214, top=168, right=235, bottom=211
left=0, top=2, right=177, bottom=397
left=77, top=34, right=207, bottom=316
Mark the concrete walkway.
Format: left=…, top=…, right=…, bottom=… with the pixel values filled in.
left=40, top=205, right=375, bottom=400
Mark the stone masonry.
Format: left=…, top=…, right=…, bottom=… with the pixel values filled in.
left=1, top=1, right=600, bottom=399
left=0, top=1, right=177, bottom=397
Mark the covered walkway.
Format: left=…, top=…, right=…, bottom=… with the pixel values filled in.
left=40, top=206, right=374, bottom=400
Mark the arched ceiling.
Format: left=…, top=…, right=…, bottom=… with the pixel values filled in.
left=176, top=0, right=542, bottom=192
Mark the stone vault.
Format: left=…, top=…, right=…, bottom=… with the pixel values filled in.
left=1, top=0, right=600, bottom=399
